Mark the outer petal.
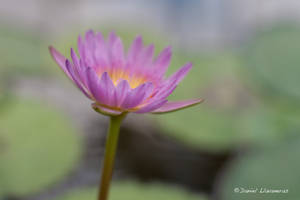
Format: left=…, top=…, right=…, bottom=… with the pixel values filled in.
left=166, top=62, right=192, bottom=85
left=71, top=48, right=80, bottom=67
left=151, top=98, right=204, bottom=114
left=151, top=62, right=193, bottom=100
left=92, top=103, right=122, bottom=116
left=49, top=46, right=71, bottom=79
left=135, top=99, right=168, bottom=113
left=155, top=85, right=177, bottom=101
left=65, top=60, right=91, bottom=99
left=70, top=49, right=88, bottom=87
left=85, top=67, right=105, bottom=102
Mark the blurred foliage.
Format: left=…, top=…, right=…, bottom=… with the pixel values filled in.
left=220, top=136, right=300, bottom=200
left=155, top=106, right=238, bottom=150
left=56, top=181, right=207, bottom=200
left=233, top=24, right=300, bottom=147
left=237, top=105, right=300, bottom=147
left=241, top=24, right=300, bottom=103
left=0, top=98, right=81, bottom=197
left=0, top=25, right=54, bottom=76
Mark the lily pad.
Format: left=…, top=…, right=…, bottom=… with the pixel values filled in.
left=241, top=24, right=300, bottom=101
left=0, top=98, right=81, bottom=196
left=219, top=137, right=300, bottom=200
left=56, top=181, right=207, bottom=200
left=155, top=106, right=238, bottom=151
left=237, top=106, right=300, bottom=146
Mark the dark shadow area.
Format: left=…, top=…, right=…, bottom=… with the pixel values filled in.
left=118, top=124, right=235, bottom=194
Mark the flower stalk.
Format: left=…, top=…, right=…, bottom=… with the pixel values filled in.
left=98, top=113, right=126, bottom=200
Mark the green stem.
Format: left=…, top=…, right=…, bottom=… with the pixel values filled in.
left=98, top=113, right=126, bottom=200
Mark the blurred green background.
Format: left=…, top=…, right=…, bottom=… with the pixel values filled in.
left=1, top=0, right=300, bottom=200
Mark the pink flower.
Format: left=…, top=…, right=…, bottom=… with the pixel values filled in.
left=49, top=30, right=203, bottom=116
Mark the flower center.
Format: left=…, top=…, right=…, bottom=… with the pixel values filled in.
left=97, top=68, right=147, bottom=89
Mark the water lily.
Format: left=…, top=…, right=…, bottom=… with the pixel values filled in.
left=49, top=30, right=203, bottom=200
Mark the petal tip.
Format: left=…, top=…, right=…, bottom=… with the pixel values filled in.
left=48, top=45, right=54, bottom=52
left=135, top=35, right=143, bottom=43
left=151, top=98, right=204, bottom=114
left=86, top=29, right=95, bottom=35
left=48, top=46, right=58, bottom=57
left=166, top=45, right=172, bottom=52
left=184, top=62, right=193, bottom=70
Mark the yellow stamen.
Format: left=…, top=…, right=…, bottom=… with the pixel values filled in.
left=97, top=68, right=147, bottom=89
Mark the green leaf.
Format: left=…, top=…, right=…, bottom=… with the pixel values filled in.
left=56, top=181, right=208, bottom=200
left=237, top=106, right=300, bottom=146
left=219, top=137, right=300, bottom=200
left=0, top=98, right=82, bottom=196
left=154, top=106, right=238, bottom=151
left=241, top=24, right=300, bottom=102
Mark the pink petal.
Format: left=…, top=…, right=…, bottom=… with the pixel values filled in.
left=114, top=79, right=130, bottom=107
left=49, top=46, right=71, bottom=79
left=99, top=72, right=116, bottom=106
left=94, top=32, right=109, bottom=69
left=152, top=62, right=193, bottom=100
left=71, top=48, right=80, bottom=68
left=85, top=30, right=96, bottom=49
left=77, top=35, right=85, bottom=60
left=108, top=31, right=118, bottom=46
left=127, top=35, right=143, bottom=65
left=151, top=98, right=204, bottom=114
left=153, top=46, right=172, bottom=75
left=85, top=70, right=116, bottom=106
left=110, top=37, right=125, bottom=68
left=65, top=60, right=91, bottom=99
left=78, top=59, right=89, bottom=86
left=167, top=62, right=192, bottom=85
left=85, top=67, right=105, bottom=102
left=138, top=44, right=155, bottom=68
left=85, top=30, right=97, bottom=67
left=92, top=103, right=122, bottom=116
left=153, top=85, right=177, bottom=101
left=121, top=82, right=153, bottom=109
left=135, top=99, right=168, bottom=113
